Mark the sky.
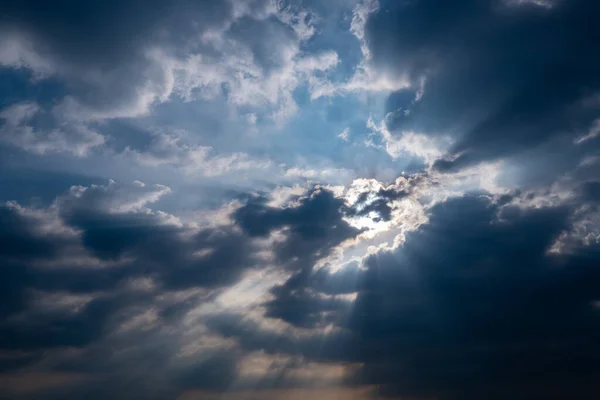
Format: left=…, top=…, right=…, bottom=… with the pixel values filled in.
left=0, top=0, right=599, bottom=399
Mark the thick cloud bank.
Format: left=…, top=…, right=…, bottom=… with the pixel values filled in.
left=366, top=0, right=600, bottom=178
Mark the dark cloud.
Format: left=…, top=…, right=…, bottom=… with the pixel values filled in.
left=61, top=209, right=256, bottom=290
left=0, top=203, right=75, bottom=321
left=175, top=351, right=240, bottom=392
left=366, top=0, right=600, bottom=172
left=235, top=188, right=361, bottom=328
left=3, top=178, right=600, bottom=399
left=235, top=188, right=360, bottom=271
left=189, top=191, right=600, bottom=399
left=264, top=284, right=353, bottom=329
left=204, top=312, right=355, bottom=364
left=260, top=261, right=364, bottom=328
left=217, top=189, right=600, bottom=399
left=0, top=182, right=367, bottom=398
left=0, top=181, right=260, bottom=387
left=338, top=195, right=600, bottom=399
left=0, top=297, right=116, bottom=351
left=0, top=205, right=64, bottom=262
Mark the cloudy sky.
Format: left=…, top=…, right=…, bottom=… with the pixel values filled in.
left=1, top=0, right=600, bottom=399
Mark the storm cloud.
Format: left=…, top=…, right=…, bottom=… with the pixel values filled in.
left=364, top=0, right=600, bottom=177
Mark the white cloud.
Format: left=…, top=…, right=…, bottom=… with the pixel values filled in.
left=343, top=177, right=429, bottom=243
left=0, top=0, right=417, bottom=161
left=0, top=34, right=55, bottom=78
left=283, top=166, right=356, bottom=184
left=342, top=0, right=409, bottom=94
left=0, top=1, right=339, bottom=129
left=187, top=151, right=273, bottom=177
left=507, top=0, right=556, bottom=8
left=125, top=131, right=272, bottom=177
left=0, top=36, right=176, bottom=121
left=574, top=119, right=600, bottom=144
left=0, top=101, right=38, bottom=126
left=349, top=0, right=379, bottom=60
left=170, top=11, right=340, bottom=123
left=365, top=115, right=449, bottom=164
left=59, top=179, right=172, bottom=214
left=266, top=184, right=307, bottom=207
left=338, top=127, right=350, bottom=142
left=0, top=102, right=105, bottom=156
left=579, top=155, right=599, bottom=168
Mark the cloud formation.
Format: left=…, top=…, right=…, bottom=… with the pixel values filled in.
left=221, top=192, right=600, bottom=400
left=0, top=181, right=363, bottom=398
left=363, top=0, right=600, bottom=175
left=1, top=0, right=600, bottom=399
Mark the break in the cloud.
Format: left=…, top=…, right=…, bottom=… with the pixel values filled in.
left=1, top=1, right=599, bottom=399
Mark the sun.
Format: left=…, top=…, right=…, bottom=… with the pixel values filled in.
left=346, top=212, right=391, bottom=238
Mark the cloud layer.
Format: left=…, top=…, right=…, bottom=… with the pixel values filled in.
left=1, top=0, right=599, bottom=399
